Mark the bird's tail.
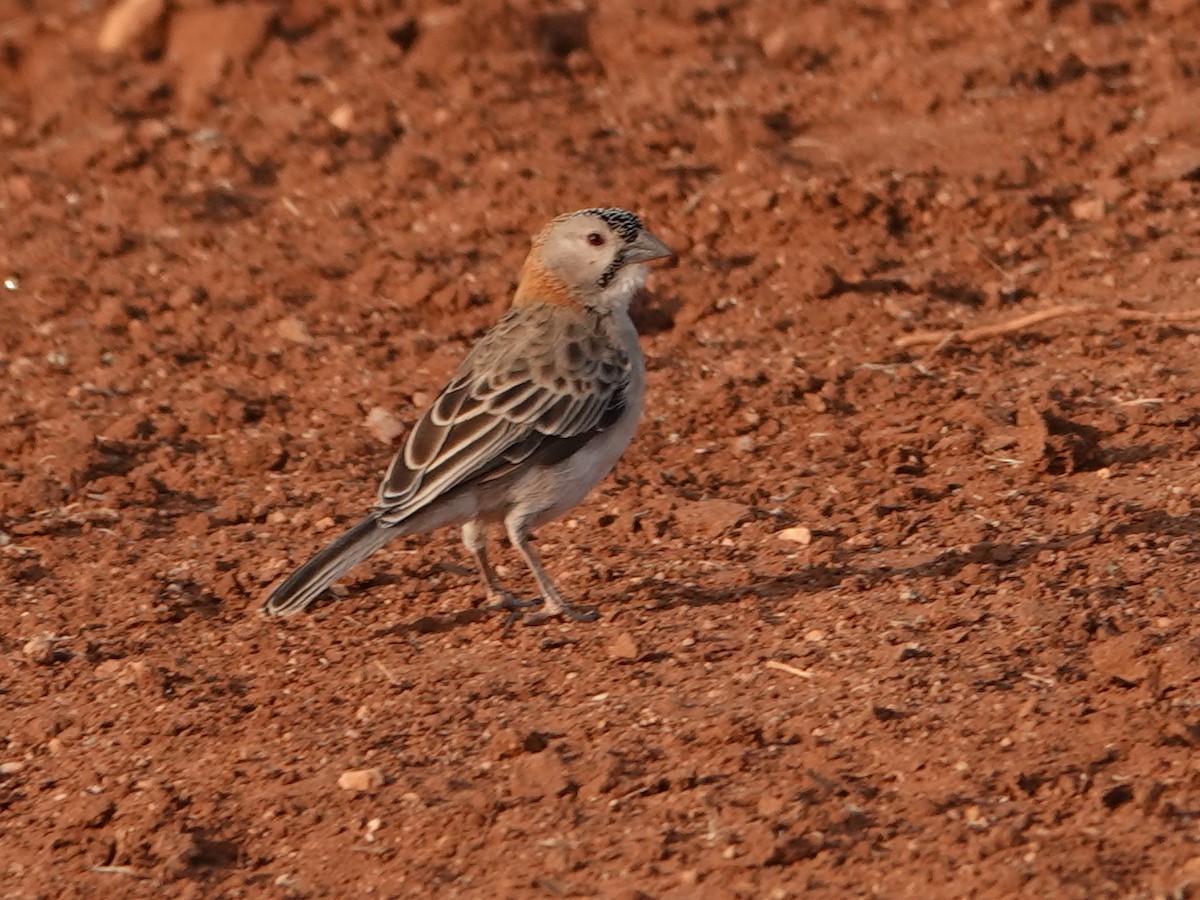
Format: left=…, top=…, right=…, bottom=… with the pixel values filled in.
left=263, top=514, right=397, bottom=616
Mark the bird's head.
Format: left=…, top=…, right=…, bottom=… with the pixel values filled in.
left=514, top=207, right=675, bottom=313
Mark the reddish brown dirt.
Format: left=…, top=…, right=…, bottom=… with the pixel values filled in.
left=3, top=1, right=1200, bottom=897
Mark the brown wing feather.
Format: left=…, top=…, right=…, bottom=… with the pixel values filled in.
left=374, top=307, right=631, bottom=525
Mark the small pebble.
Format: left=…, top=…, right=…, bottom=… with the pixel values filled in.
left=777, top=526, right=813, bottom=545
left=328, top=104, right=355, bottom=132
left=365, top=407, right=405, bottom=443
left=1070, top=196, right=1105, bottom=221
left=96, top=0, right=165, bottom=52
left=22, top=635, right=56, bottom=665
left=276, top=315, right=314, bottom=345
left=760, top=25, right=797, bottom=60
left=338, top=767, right=385, bottom=792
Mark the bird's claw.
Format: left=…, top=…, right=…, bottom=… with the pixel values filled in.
left=484, top=591, right=541, bottom=612
left=520, top=602, right=600, bottom=626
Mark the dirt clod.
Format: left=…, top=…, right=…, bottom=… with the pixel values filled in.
left=608, top=632, right=639, bottom=661
left=674, top=499, right=751, bottom=539
left=509, top=751, right=571, bottom=801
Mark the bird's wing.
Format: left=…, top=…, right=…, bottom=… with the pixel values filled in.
left=375, top=308, right=631, bottom=524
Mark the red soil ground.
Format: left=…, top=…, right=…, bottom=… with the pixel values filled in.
left=2, top=0, right=1199, bottom=897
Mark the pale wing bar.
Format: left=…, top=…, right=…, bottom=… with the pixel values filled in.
left=374, top=356, right=628, bottom=527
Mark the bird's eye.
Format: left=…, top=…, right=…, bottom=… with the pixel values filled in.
left=586, top=232, right=605, bottom=247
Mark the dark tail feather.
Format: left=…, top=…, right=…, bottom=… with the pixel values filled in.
left=263, top=515, right=397, bottom=616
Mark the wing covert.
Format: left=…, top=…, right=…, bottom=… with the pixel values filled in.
left=374, top=309, right=633, bottom=524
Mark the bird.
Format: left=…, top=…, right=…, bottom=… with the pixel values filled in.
left=263, top=207, right=675, bottom=623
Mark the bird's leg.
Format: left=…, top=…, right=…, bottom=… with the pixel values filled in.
left=506, top=520, right=599, bottom=624
left=461, top=522, right=538, bottom=611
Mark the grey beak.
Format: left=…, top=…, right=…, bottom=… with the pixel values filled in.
left=624, top=228, right=676, bottom=265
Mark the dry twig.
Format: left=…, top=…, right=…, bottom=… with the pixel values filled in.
left=896, top=303, right=1200, bottom=349
left=90, top=866, right=148, bottom=879
left=765, top=660, right=815, bottom=680
left=374, top=660, right=403, bottom=686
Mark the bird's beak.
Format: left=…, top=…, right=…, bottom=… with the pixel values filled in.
left=624, top=228, right=676, bottom=266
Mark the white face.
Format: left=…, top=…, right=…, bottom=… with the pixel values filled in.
left=538, top=214, right=631, bottom=308
left=532, top=208, right=672, bottom=312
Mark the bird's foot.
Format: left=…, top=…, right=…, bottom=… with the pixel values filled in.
left=483, top=590, right=541, bottom=612
left=520, top=600, right=600, bottom=626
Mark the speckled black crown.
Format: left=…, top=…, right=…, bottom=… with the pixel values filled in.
left=580, top=207, right=643, bottom=242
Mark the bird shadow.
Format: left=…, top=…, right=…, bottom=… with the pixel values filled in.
left=635, top=510, right=1200, bottom=612
left=352, top=569, right=554, bottom=638
left=326, top=573, right=506, bottom=638
left=336, top=509, right=1200, bottom=635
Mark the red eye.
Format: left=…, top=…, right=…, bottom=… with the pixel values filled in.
left=586, top=232, right=605, bottom=246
